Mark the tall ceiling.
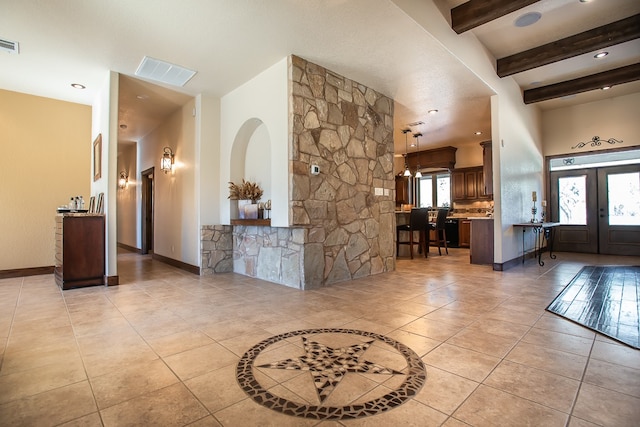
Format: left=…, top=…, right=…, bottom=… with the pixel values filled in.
left=2, top=0, right=638, bottom=154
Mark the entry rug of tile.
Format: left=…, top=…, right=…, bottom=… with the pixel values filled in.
left=236, top=328, right=426, bottom=420
left=546, top=265, right=640, bottom=349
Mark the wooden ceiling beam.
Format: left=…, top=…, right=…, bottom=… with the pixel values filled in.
left=523, top=63, right=640, bottom=104
left=498, top=14, right=640, bottom=77
left=451, top=0, right=540, bottom=34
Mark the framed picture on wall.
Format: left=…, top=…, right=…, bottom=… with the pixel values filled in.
left=93, top=134, right=102, bottom=181
left=96, top=192, right=104, bottom=214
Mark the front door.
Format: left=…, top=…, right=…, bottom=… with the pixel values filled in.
left=597, top=164, right=640, bottom=255
left=550, top=165, right=640, bottom=255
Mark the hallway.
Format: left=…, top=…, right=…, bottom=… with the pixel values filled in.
left=1, top=249, right=639, bottom=426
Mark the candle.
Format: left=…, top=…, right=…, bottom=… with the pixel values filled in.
left=541, top=200, right=547, bottom=207
left=532, top=191, right=537, bottom=202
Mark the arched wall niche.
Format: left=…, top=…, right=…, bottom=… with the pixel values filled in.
left=229, top=117, right=272, bottom=218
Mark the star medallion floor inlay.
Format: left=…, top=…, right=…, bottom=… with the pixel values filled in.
left=236, top=328, right=426, bottom=420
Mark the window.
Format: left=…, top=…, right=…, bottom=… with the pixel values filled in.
left=418, top=172, right=450, bottom=207
left=608, top=172, right=640, bottom=226
left=558, top=175, right=587, bottom=225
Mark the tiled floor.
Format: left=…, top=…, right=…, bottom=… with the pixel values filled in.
left=1, top=248, right=640, bottom=426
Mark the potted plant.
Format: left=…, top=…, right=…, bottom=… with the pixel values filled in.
left=228, top=179, right=263, bottom=219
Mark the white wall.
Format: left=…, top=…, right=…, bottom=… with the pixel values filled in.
left=91, top=71, right=119, bottom=279
left=139, top=98, right=199, bottom=266
left=393, top=0, right=542, bottom=264
left=543, top=92, right=640, bottom=156
left=220, top=57, right=289, bottom=226
left=245, top=123, right=272, bottom=203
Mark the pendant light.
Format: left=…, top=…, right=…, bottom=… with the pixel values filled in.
left=402, top=129, right=411, bottom=176
left=414, top=133, right=423, bottom=178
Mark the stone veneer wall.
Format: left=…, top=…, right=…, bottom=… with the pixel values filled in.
left=289, top=55, right=396, bottom=286
left=200, top=56, right=396, bottom=288
left=201, top=225, right=233, bottom=275
left=232, top=225, right=309, bottom=288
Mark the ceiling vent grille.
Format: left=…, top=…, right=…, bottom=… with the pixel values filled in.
left=0, top=38, right=19, bottom=54
left=135, top=56, right=196, bottom=87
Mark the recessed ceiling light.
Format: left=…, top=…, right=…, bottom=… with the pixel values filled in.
left=579, top=0, right=591, bottom=3
left=594, top=51, right=608, bottom=59
left=514, top=12, right=541, bottom=28
left=475, top=131, right=482, bottom=135
left=71, top=83, right=85, bottom=89
left=410, top=143, right=416, bottom=147
left=136, top=94, right=149, bottom=100
left=601, top=86, right=612, bottom=90
left=427, top=109, right=438, bottom=114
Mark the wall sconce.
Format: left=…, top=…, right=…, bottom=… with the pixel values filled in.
left=118, top=171, right=128, bottom=189
left=161, top=147, right=175, bottom=174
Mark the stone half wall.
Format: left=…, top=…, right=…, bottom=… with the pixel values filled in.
left=289, top=55, right=396, bottom=286
left=201, top=225, right=233, bottom=275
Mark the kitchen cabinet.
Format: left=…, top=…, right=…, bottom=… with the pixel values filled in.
left=481, top=141, right=493, bottom=196
left=395, top=175, right=415, bottom=206
left=55, top=214, right=105, bottom=290
left=459, top=219, right=471, bottom=248
left=470, top=218, right=494, bottom=265
left=452, top=167, right=489, bottom=201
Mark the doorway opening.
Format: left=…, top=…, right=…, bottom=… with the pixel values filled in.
left=548, top=148, right=640, bottom=256
left=141, top=167, right=154, bottom=255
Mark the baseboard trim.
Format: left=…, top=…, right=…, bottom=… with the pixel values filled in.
left=0, top=266, right=55, bottom=279
left=152, top=253, right=199, bottom=275
left=104, top=275, right=120, bottom=286
left=117, top=242, right=141, bottom=253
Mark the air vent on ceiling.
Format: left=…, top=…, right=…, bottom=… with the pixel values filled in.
left=0, top=38, right=19, bottom=54
left=135, top=56, right=196, bottom=87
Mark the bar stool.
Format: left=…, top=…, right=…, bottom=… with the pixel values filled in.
left=396, top=207, right=429, bottom=258
left=429, top=208, right=449, bottom=255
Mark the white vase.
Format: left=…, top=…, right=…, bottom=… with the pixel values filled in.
left=237, top=200, right=251, bottom=219
left=244, top=203, right=258, bottom=219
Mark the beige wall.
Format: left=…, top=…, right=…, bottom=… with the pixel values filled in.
left=542, top=92, right=640, bottom=157
left=0, top=89, right=91, bottom=270
left=117, top=143, right=138, bottom=248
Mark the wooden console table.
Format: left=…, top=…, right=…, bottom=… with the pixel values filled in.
left=513, top=222, right=560, bottom=266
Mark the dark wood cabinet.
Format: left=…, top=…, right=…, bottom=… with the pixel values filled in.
left=453, top=167, right=489, bottom=201
left=481, top=141, right=493, bottom=196
left=459, top=220, right=471, bottom=248
left=395, top=175, right=415, bottom=206
left=55, top=214, right=105, bottom=290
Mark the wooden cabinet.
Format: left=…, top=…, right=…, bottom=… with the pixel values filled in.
left=470, top=218, right=494, bottom=265
left=395, top=175, right=415, bottom=206
left=452, top=167, right=489, bottom=201
left=459, top=220, right=471, bottom=248
left=55, top=214, right=105, bottom=290
left=481, top=141, right=493, bottom=196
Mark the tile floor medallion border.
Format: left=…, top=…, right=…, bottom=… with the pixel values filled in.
left=236, top=328, right=426, bottom=420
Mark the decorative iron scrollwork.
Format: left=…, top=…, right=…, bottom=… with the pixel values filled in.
left=562, top=158, right=575, bottom=165
left=572, top=136, right=623, bottom=150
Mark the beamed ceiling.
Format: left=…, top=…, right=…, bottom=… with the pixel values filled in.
left=447, top=0, right=640, bottom=105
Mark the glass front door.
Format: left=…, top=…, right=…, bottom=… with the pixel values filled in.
left=597, top=165, right=640, bottom=255
left=550, top=165, right=640, bottom=255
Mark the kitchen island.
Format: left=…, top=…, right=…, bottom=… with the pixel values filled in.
left=469, top=217, right=494, bottom=265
